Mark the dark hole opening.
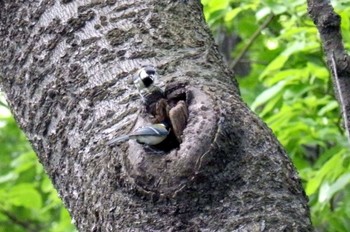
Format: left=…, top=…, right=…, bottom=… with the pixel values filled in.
left=150, top=129, right=179, bottom=152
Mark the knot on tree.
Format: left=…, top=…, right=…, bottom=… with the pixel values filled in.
left=121, top=82, right=220, bottom=197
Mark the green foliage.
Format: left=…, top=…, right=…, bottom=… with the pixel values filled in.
left=203, top=0, right=350, bottom=231
left=0, top=96, right=76, bottom=232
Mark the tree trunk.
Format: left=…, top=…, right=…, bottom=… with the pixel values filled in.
left=0, top=0, right=312, bottom=231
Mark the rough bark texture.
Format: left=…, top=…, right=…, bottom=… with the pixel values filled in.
left=0, top=0, right=312, bottom=231
left=307, top=0, right=350, bottom=141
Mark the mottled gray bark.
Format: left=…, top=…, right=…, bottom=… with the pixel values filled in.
left=307, top=0, right=350, bottom=142
left=0, top=0, right=312, bottom=231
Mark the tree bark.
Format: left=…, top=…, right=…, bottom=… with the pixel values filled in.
left=0, top=0, right=312, bottom=231
left=307, top=0, right=350, bottom=142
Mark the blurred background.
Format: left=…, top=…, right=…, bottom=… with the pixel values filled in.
left=1, top=0, right=350, bottom=231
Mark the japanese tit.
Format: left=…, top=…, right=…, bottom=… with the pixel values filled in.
left=133, top=65, right=164, bottom=105
left=134, top=65, right=156, bottom=89
left=107, top=123, right=170, bottom=146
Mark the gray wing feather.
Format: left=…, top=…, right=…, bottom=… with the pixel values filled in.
left=106, top=135, right=130, bottom=145
left=130, top=126, right=169, bottom=137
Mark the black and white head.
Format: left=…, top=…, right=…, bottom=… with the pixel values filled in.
left=134, top=65, right=157, bottom=90
left=133, top=65, right=164, bottom=104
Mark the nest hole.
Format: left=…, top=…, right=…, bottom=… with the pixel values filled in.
left=145, top=83, right=189, bottom=153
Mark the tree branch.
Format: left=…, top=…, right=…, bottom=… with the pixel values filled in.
left=230, top=13, right=274, bottom=70
left=307, top=0, right=350, bottom=141
left=330, top=52, right=350, bottom=143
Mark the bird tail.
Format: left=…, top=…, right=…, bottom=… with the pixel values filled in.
left=106, top=135, right=130, bottom=146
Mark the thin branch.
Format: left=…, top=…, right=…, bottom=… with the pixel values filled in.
left=307, top=0, right=350, bottom=143
left=230, top=13, right=274, bottom=70
left=331, top=52, right=350, bottom=143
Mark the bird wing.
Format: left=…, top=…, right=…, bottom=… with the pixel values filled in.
left=130, top=125, right=169, bottom=137
left=106, top=135, right=130, bottom=145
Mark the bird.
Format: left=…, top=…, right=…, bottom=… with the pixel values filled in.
left=107, top=123, right=170, bottom=146
left=133, top=65, right=164, bottom=105
left=133, top=65, right=156, bottom=89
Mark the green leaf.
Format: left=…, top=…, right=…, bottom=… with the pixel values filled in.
left=207, top=0, right=230, bottom=13
left=224, top=8, right=242, bottom=21
left=41, top=177, right=54, bottom=193
left=318, top=101, right=339, bottom=116
left=49, top=208, right=76, bottom=232
left=319, top=173, right=350, bottom=203
left=329, top=173, right=350, bottom=195
left=306, top=152, right=343, bottom=195
left=259, top=93, right=282, bottom=117
left=7, top=184, right=42, bottom=209
left=11, top=151, right=37, bottom=174
left=256, top=7, right=271, bottom=21
left=318, top=182, right=331, bottom=203
left=259, top=41, right=307, bottom=79
left=259, top=55, right=289, bottom=79
left=251, top=81, right=286, bottom=111
left=0, top=172, right=18, bottom=184
left=261, top=0, right=288, bottom=14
